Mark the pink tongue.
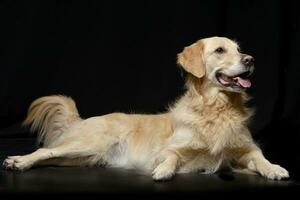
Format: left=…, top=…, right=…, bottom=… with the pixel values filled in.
left=233, top=77, right=251, bottom=88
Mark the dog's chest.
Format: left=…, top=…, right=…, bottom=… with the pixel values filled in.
left=190, top=109, right=247, bottom=155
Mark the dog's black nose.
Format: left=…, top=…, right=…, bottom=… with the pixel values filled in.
left=242, top=55, right=254, bottom=66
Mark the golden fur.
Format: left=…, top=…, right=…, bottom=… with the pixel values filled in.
left=3, top=37, right=289, bottom=181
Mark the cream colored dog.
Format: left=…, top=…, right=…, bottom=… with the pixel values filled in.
left=3, top=36, right=289, bottom=181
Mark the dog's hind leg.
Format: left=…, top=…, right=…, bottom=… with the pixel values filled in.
left=37, top=157, right=93, bottom=167
left=2, top=141, right=108, bottom=171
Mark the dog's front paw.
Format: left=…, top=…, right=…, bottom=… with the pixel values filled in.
left=152, top=162, right=175, bottom=181
left=3, top=156, right=33, bottom=171
left=256, top=163, right=289, bottom=180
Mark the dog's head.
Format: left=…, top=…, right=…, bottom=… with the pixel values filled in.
left=177, top=37, right=254, bottom=93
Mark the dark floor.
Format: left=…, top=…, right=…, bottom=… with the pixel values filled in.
left=0, top=138, right=299, bottom=198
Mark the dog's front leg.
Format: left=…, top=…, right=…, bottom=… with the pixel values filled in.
left=238, top=146, right=289, bottom=180
left=152, top=150, right=179, bottom=181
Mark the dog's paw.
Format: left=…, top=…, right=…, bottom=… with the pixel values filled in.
left=3, top=156, right=33, bottom=171
left=257, top=163, right=289, bottom=180
left=152, top=162, right=175, bottom=181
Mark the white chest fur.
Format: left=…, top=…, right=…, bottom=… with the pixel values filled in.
left=170, top=92, right=252, bottom=156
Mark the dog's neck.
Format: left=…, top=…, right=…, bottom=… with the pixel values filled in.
left=169, top=74, right=253, bottom=127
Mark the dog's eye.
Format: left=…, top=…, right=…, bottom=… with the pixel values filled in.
left=215, top=47, right=225, bottom=54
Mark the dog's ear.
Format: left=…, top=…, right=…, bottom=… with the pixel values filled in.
left=177, top=41, right=205, bottom=78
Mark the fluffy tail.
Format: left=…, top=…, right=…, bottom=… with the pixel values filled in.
left=23, top=95, right=82, bottom=147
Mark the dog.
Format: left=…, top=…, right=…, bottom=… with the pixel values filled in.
left=3, top=36, right=289, bottom=181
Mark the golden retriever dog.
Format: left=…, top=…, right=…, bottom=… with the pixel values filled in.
left=3, top=36, right=289, bottom=181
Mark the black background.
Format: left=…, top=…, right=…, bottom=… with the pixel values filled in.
left=0, top=0, right=299, bottom=182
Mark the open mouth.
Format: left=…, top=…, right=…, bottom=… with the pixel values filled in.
left=216, top=71, right=252, bottom=89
